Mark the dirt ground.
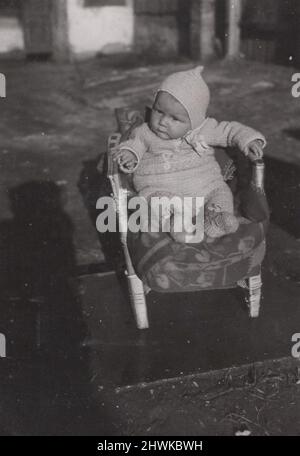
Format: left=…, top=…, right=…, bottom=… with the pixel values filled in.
left=0, top=55, right=299, bottom=436
left=111, top=358, right=300, bottom=436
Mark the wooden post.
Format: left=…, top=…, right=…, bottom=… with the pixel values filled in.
left=199, top=0, right=216, bottom=60
left=51, top=0, right=70, bottom=62
left=226, top=0, right=242, bottom=58
left=177, top=0, right=192, bottom=57
left=190, top=0, right=216, bottom=61
left=22, top=0, right=53, bottom=56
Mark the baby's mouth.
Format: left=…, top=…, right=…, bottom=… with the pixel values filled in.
left=157, top=128, right=169, bottom=137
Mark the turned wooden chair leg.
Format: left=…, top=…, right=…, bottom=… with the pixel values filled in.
left=237, top=271, right=262, bottom=318
left=246, top=273, right=262, bottom=318
left=126, top=272, right=149, bottom=329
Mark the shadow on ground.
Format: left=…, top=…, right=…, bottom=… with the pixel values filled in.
left=78, top=154, right=125, bottom=274
left=0, top=180, right=117, bottom=435
left=264, top=156, right=300, bottom=238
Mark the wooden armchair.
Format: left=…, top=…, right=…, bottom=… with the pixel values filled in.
left=106, top=108, right=269, bottom=329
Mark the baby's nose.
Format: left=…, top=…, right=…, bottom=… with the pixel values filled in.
left=160, top=115, right=169, bottom=126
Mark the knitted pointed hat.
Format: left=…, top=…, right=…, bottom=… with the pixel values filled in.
left=157, top=66, right=210, bottom=129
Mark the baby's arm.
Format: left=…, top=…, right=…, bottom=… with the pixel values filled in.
left=113, top=123, right=148, bottom=173
left=188, top=118, right=266, bottom=160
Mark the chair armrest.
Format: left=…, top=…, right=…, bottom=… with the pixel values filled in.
left=240, top=157, right=269, bottom=222
left=250, top=158, right=265, bottom=193
left=107, top=134, right=136, bottom=196
left=107, top=107, right=144, bottom=198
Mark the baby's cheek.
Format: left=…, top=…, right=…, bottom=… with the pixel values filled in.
left=151, top=112, right=158, bottom=123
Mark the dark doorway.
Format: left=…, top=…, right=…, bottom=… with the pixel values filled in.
left=177, top=0, right=192, bottom=58
left=240, top=0, right=300, bottom=66
left=22, top=0, right=52, bottom=58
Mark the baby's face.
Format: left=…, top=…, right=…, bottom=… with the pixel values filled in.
left=150, top=91, right=191, bottom=140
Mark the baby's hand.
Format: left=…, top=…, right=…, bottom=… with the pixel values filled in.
left=245, top=139, right=264, bottom=161
left=112, top=148, right=138, bottom=173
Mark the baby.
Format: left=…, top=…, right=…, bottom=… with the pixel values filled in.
left=113, top=66, right=266, bottom=242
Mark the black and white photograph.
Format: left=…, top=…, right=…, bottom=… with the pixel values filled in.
left=0, top=0, right=299, bottom=441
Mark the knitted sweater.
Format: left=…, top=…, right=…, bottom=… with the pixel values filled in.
left=119, top=118, right=266, bottom=200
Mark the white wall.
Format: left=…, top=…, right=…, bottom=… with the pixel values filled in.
left=66, top=0, right=134, bottom=58
left=0, top=17, right=24, bottom=54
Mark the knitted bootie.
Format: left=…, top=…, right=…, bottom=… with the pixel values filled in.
left=204, top=210, right=239, bottom=238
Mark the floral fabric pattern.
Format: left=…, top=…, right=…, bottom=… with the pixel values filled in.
left=127, top=187, right=269, bottom=292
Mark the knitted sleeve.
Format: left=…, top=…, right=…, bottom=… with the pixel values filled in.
left=119, top=123, right=149, bottom=171
left=194, top=118, right=266, bottom=155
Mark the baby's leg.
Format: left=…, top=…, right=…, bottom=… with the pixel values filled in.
left=142, top=190, right=180, bottom=234
left=204, top=184, right=239, bottom=238
left=145, top=191, right=195, bottom=242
